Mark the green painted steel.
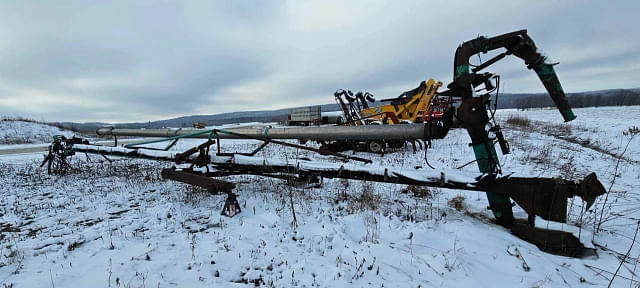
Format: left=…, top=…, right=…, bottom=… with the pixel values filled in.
left=562, top=108, right=577, bottom=122
left=455, top=64, right=469, bottom=77
left=538, top=63, right=555, bottom=75
left=472, top=141, right=513, bottom=224
left=472, top=141, right=499, bottom=173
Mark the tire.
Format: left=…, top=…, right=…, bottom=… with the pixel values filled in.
left=368, top=141, right=384, bottom=153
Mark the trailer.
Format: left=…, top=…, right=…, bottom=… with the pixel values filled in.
left=287, top=106, right=322, bottom=126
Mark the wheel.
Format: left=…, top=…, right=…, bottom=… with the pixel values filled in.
left=368, top=141, right=384, bottom=154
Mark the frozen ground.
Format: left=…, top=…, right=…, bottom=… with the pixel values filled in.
left=496, top=106, right=640, bottom=162
left=0, top=106, right=639, bottom=287
left=0, top=119, right=76, bottom=147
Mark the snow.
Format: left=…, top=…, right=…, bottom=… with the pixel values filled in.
left=1, top=106, right=639, bottom=287
left=496, top=106, right=640, bottom=162
left=0, top=120, right=76, bottom=146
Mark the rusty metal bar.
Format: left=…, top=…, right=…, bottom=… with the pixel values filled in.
left=203, top=159, right=604, bottom=223
left=161, top=168, right=235, bottom=194
left=175, top=139, right=216, bottom=164
left=69, top=142, right=605, bottom=223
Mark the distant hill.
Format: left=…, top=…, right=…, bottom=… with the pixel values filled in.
left=0, top=117, right=78, bottom=144
left=55, top=88, right=640, bottom=133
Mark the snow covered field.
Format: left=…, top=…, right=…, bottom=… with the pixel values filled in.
left=1, top=106, right=639, bottom=287
left=496, top=106, right=640, bottom=163
left=0, top=120, right=76, bottom=147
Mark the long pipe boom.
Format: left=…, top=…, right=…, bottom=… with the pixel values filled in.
left=96, top=124, right=430, bottom=141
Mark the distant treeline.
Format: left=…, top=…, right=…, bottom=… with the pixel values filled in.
left=513, top=89, right=640, bottom=109
left=29, top=88, right=638, bottom=132
left=175, top=115, right=289, bottom=128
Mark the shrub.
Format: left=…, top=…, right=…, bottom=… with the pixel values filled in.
left=506, top=115, right=531, bottom=128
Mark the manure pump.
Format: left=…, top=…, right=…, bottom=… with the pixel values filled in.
left=43, top=30, right=602, bottom=257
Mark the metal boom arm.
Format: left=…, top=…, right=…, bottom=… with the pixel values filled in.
left=449, top=29, right=575, bottom=122
left=444, top=30, right=577, bottom=227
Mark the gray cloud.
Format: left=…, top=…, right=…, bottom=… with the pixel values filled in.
left=0, top=0, right=638, bottom=122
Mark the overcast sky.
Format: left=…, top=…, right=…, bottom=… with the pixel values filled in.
left=0, top=1, right=638, bottom=123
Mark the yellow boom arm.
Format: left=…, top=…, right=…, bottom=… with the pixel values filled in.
left=359, top=78, right=443, bottom=124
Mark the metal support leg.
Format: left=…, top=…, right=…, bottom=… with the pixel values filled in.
left=472, top=141, right=514, bottom=227
left=222, top=193, right=241, bottom=217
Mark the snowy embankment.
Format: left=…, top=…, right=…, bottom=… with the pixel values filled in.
left=0, top=119, right=76, bottom=148
left=496, top=106, right=640, bottom=162
left=1, top=106, right=639, bottom=287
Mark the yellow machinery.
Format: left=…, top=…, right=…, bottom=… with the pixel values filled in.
left=361, top=78, right=443, bottom=124
left=192, top=122, right=206, bottom=129
left=330, top=78, right=447, bottom=153
left=335, top=78, right=444, bottom=125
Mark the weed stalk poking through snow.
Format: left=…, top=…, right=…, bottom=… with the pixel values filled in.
left=596, top=126, right=639, bottom=232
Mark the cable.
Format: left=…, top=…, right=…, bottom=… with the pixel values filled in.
left=423, top=143, right=436, bottom=169
left=488, top=75, right=500, bottom=121
left=455, top=159, right=478, bottom=170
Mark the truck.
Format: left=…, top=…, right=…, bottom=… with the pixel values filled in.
left=287, top=106, right=322, bottom=126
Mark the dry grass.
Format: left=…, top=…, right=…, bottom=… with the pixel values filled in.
left=1, top=136, right=33, bottom=145
left=400, top=185, right=431, bottom=198
left=447, top=196, right=466, bottom=212
left=348, top=182, right=381, bottom=212
left=506, top=115, right=532, bottom=128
